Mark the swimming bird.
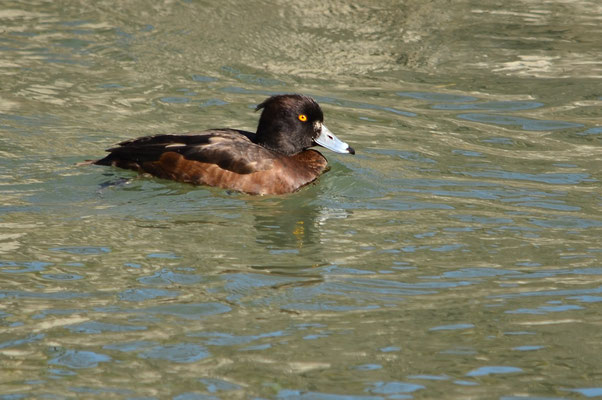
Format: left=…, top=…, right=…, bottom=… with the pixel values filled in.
left=93, top=94, right=354, bottom=195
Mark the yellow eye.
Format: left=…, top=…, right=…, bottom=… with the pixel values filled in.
left=298, top=114, right=307, bottom=122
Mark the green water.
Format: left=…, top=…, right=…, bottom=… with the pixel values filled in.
left=1, top=1, right=601, bottom=399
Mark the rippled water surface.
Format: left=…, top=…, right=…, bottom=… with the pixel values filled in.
left=1, top=0, right=602, bottom=399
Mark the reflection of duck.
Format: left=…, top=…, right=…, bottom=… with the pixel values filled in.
left=93, top=94, right=354, bottom=195
left=247, top=192, right=352, bottom=266
left=252, top=198, right=319, bottom=251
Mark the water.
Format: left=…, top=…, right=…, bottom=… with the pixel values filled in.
left=1, top=0, right=601, bottom=399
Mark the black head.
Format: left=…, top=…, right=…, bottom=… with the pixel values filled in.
left=254, top=94, right=325, bottom=156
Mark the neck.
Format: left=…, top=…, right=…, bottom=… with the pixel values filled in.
left=255, top=123, right=299, bottom=156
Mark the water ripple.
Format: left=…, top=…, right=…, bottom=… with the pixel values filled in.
left=457, top=113, right=583, bottom=131
left=49, top=349, right=111, bottom=369
left=139, top=343, right=210, bottom=363
left=140, top=302, right=231, bottom=320
left=65, top=321, right=147, bottom=334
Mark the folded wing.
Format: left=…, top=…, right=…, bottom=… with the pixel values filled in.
left=95, top=129, right=276, bottom=174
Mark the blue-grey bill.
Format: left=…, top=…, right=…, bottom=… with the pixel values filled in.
left=314, top=124, right=355, bottom=154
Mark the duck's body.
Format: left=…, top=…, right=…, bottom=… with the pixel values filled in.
left=95, top=129, right=330, bottom=195
left=93, top=95, right=354, bottom=195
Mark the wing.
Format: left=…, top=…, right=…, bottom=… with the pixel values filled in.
left=95, top=129, right=276, bottom=174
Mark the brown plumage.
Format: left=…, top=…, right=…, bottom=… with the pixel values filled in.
left=93, top=94, right=354, bottom=195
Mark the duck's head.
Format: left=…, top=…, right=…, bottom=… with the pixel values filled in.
left=255, top=94, right=355, bottom=156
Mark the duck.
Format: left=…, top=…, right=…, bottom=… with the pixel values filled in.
left=93, top=94, right=354, bottom=195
